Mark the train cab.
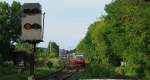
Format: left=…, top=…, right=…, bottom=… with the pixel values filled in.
left=69, top=54, right=85, bottom=66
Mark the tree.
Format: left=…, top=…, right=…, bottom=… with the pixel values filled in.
left=47, top=42, right=59, bottom=57
left=0, top=1, right=21, bottom=61
left=77, top=0, right=150, bottom=79
left=9, top=1, right=22, bottom=42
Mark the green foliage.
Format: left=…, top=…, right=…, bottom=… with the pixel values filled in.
left=0, top=1, right=62, bottom=80
left=10, top=1, right=22, bottom=42
left=47, top=41, right=59, bottom=56
left=0, top=61, right=27, bottom=80
left=0, top=1, right=11, bottom=61
left=46, top=42, right=61, bottom=70
left=71, top=64, right=114, bottom=80
left=0, top=1, right=21, bottom=61
left=35, top=42, right=62, bottom=79
left=77, top=0, right=150, bottom=79
left=15, top=41, right=31, bottom=53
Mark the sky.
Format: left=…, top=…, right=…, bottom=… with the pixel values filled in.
left=2, top=0, right=112, bottom=50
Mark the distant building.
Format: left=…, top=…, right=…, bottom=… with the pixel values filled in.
left=59, top=49, right=67, bottom=58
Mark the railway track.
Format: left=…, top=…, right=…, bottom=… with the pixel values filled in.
left=47, top=64, right=80, bottom=80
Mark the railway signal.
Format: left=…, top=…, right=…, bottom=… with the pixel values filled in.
left=21, top=3, right=45, bottom=80
left=21, top=3, right=43, bottom=41
left=24, top=23, right=32, bottom=30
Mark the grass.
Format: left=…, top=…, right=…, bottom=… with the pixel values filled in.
left=35, top=57, right=63, bottom=80
left=0, top=55, right=63, bottom=80
left=0, top=61, right=29, bottom=80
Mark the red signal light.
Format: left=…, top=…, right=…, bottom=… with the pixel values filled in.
left=24, top=23, right=31, bottom=30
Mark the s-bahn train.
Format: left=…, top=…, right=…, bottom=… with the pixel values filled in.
left=69, top=54, right=85, bottom=64
left=62, top=54, right=85, bottom=69
left=68, top=54, right=85, bottom=67
left=62, top=53, right=86, bottom=68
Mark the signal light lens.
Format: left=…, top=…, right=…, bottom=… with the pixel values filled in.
left=32, top=23, right=41, bottom=29
left=24, top=23, right=31, bottom=30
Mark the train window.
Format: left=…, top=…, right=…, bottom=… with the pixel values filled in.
left=76, top=55, right=83, bottom=60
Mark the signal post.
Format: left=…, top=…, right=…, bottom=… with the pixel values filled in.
left=21, top=3, right=44, bottom=80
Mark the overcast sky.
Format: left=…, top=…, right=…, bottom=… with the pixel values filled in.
left=2, top=0, right=112, bottom=50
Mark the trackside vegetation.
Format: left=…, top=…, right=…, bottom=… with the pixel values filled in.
left=0, top=0, right=150, bottom=80
left=0, top=1, right=61, bottom=80
left=76, top=0, right=150, bottom=79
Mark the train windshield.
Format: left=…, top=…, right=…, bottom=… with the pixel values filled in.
left=76, top=55, right=83, bottom=60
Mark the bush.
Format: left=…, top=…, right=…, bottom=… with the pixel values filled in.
left=0, top=61, right=28, bottom=80
left=0, top=74, right=27, bottom=80
left=143, top=71, right=150, bottom=80
left=72, top=63, right=114, bottom=79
